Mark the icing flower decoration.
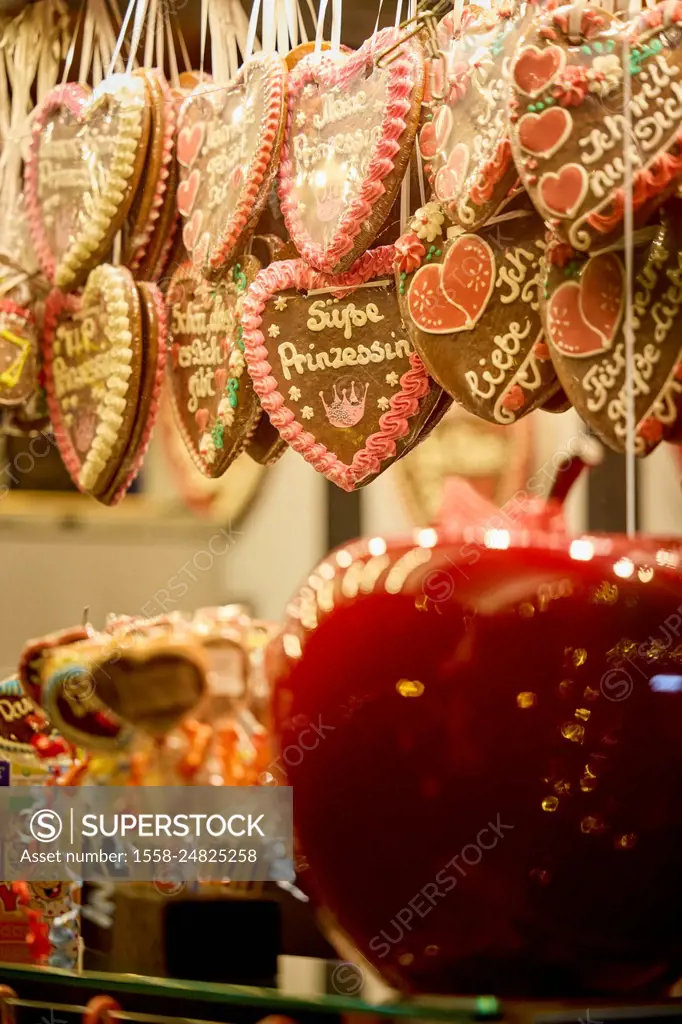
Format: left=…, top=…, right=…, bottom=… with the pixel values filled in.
left=217, top=398, right=236, bottom=425
left=552, top=65, right=590, bottom=106
left=200, top=432, right=217, bottom=463
left=446, top=62, right=471, bottom=105
left=411, top=202, right=444, bottom=243
left=301, top=406, right=314, bottom=420
left=229, top=349, right=245, bottom=375
left=395, top=232, right=426, bottom=273
left=588, top=54, right=623, bottom=96
left=501, top=384, right=525, bottom=413
left=533, top=340, right=551, bottom=362
left=546, top=236, right=575, bottom=268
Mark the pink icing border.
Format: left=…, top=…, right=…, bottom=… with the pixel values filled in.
left=128, top=72, right=177, bottom=272
left=242, top=245, right=431, bottom=491
left=108, top=283, right=168, bottom=505
left=24, top=83, right=90, bottom=286
left=42, top=287, right=90, bottom=489
left=277, top=28, right=422, bottom=274
left=177, top=54, right=286, bottom=274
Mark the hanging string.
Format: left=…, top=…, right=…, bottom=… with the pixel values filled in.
left=245, top=0, right=262, bottom=60
left=199, top=0, right=208, bottom=78
left=622, top=30, right=636, bottom=536
left=108, top=0, right=137, bottom=76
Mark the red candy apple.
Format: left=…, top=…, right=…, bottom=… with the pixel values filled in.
left=268, top=470, right=682, bottom=999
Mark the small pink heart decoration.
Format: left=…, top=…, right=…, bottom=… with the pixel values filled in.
left=418, top=6, right=528, bottom=232
left=176, top=54, right=287, bottom=273
left=195, top=408, right=209, bottom=432
left=277, top=28, right=425, bottom=274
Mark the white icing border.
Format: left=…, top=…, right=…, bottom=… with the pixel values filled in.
left=55, top=74, right=147, bottom=290
left=77, top=264, right=134, bottom=491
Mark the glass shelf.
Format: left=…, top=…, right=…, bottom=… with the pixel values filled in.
left=0, top=961, right=500, bottom=1021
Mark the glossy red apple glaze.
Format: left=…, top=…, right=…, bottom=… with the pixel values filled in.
left=268, top=516, right=682, bottom=999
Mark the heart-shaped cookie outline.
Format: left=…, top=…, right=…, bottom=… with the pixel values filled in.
left=166, top=259, right=263, bottom=478
left=407, top=234, right=496, bottom=335
left=545, top=251, right=624, bottom=358
left=517, top=106, right=572, bottom=159
left=539, top=163, right=589, bottom=218
left=176, top=53, right=287, bottom=273
left=25, top=76, right=148, bottom=291
left=277, top=28, right=424, bottom=274
left=512, top=43, right=565, bottom=97
left=242, top=246, right=431, bottom=491
left=43, top=264, right=142, bottom=495
left=434, top=142, right=470, bottom=203
left=419, top=104, right=453, bottom=159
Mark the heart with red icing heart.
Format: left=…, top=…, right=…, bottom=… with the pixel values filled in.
left=397, top=195, right=560, bottom=425
left=407, top=234, right=495, bottom=334
left=434, top=143, right=470, bottom=205
left=513, top=44, right=565, bottom=96
left=242, top=246, right=437, bottom=490
left=419, top=106, right=452, bottom=161
left=418, top=5, right=530, bottom=233
left=510, top=4, right=682, bottom=251
left=25, top=75, right=150, bottom=291
left=545, top=252, right=623, bottom=358
left=542, top=204, right=682, bottom=454
left=277, top=28, right=425, bottom=274
left=176, top=54, right=287, bottom=274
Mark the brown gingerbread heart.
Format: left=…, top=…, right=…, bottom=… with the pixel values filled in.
left=167, top=256, right=262, bottom=477
left=419, top=4, right=531, bottom=232
left=242, top=245, right=437, bottom=490
left=124, top=69, right=176, bottom=272
left=277, top=28, right=425, bottom=274
left=509, top=2, right=682, bottom=252
left=542, top=203, right=682, bottom=454
left=25, top=75, right=150, bottom=290
left=43, top=264, right=144, bottom=497
left=176, top=54, right=287, bottom=274
left=396, top=195, right=560, bottom=424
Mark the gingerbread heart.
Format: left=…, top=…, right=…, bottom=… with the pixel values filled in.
left=124, top=69, right=176, bottom=272
left=541, top=202, right=682, bottom=454
left=43, top=264, right=144, bottom=497
left=396, top=195, right=560, bottom=424
left=176, top=54, right=287, bottom=274
left=100, top=281, right=168, bottom=506
left=242, top=246, right=434, bottom=490
left=0, top=300, right=38, bottom=407
left=419, top=5, right=532, bottom=232
left=167, top=257, right=262, bottom=477
left=277, top=28, right=425, bottom=274
left=509, top=2, right=682, bottom=251
left=25, top=75, right=150, bottom=290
